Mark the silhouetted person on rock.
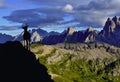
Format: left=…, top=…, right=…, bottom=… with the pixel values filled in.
left=22, top=24, right=31, bottom=50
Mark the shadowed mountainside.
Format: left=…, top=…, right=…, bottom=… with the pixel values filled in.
left=0, top=41, right=54, bottom=82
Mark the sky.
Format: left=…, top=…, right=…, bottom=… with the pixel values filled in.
left=0, top=0, right=120, bottom=36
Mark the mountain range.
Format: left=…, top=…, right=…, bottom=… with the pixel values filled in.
left=0, top=33, right=14, bottom=43
left=0, top=28, right=60, bottom=43
left=1, top=16, right=120, bottom=46
left=41, top=16, right=120, bottom=46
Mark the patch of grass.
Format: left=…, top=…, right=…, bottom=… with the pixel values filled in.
left=30, top=44, right=43, bottom=48
left=35, top=49, right=44, bottom=54
left=53, top=76, right=71, bottom=82
left=48, top=58, right=120, bottom=82
left=39, top=48, right=57, bottom=64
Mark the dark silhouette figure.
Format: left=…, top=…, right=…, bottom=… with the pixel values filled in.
left=0, top=41, right=54, bottom=82
left=22, top=24, right=31, bottom=50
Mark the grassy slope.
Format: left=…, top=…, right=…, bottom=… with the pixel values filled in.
left=30, top=43, right=120, bottom=82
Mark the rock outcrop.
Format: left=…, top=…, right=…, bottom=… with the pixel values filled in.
left=99, top=16, right=120, bottom=46
left=0, top=41, right=54, bottom=82
left=84, top=27, right=96, bottom=43
left=100, top=18, right=115, bottom=38
left=31, top=31, right=41, bottom=43
left=67, top=27, right=75, bottom=36
left=65, top=27, right=75, bottom=43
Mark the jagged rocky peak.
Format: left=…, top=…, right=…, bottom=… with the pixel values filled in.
left=31, top=31, right=41, bottom=43
left=101, top=16, right=120, bottom=36
left=86, top=26, right=94, bottom=32
left=84, top=27, right=96, bottom=43
left=112, top=16, right=120, bottom=25
left=104, top=17, right=116, bottom=33
left=67, top=27, right=75, bottom=35
left=98, top=16, right=120, bottom=45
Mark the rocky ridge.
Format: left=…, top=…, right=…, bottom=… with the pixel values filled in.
left=41, top=16, right=120, bottom=46
left=41, top=26, right=97, bottom=44
left=1, top=16, right=120, bottom=47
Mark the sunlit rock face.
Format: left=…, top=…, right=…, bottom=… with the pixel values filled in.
left=84, top=27, right=96, bottom=43
left=67, top=27, right=75, bottom=36
left=31, top=31, right=41, bottom=43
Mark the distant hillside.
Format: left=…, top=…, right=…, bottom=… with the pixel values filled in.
left=31, top=43, right=120, bottom=82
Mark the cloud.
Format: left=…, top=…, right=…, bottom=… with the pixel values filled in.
left=23, top=0, right=93, bottom=8
left=73, top=0, right=120, bottom=27
left=77, top=0, right=120, bottom=10
left=0, top=0, right=4, bottom=6
left=0, top=25, right=20, bottom=30
left=3, top=8, right=68, bottom=27
left=63, top=4, right=74, bottom=13
left=0, top=0, right=6, bottom=8
left=0, top=0, right=12, bottom=9
left=3, top=0, right=120, bottom=29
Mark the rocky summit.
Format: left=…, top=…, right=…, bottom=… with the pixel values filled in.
left=99, top=16, right=120, bottom=46
left=67, top=27, right=75, bottom=36
left=84, top=27, right=97, bottom=43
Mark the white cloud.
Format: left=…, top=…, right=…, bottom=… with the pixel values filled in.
left=72, top=0, right=120, bottom=27
left=24, top=0, right=91, bottom=7
left=3, top=0, right=120, bottom=28
left=63, top=4, right=74, bottom=12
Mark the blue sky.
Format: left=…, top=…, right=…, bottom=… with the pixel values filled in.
left=0, top=0, right=120, bottom=36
